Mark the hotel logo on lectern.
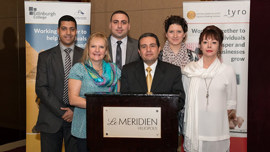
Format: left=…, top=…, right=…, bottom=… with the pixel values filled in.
left=103, top=107, right=161, bottom=138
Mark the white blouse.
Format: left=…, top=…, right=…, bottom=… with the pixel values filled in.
left=183, top=63, right=237, bottom=152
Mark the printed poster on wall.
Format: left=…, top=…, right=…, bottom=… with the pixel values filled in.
left=24, top=1, right=91, bottom=151
left=183, top=1, right=250, bottom=138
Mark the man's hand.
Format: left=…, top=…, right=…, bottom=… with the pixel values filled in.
left=61, top=107, right=73, bottom=122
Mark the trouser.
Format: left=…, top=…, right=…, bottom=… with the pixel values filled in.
left=40, top=121, right=77, bottom=152
left=76, top=137, right=89, bottom=152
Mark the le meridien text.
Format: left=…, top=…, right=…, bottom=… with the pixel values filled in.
left=108, top=118, right=158, bottom=126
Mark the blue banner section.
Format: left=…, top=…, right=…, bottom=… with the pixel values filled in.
left=25, top=24, right=90, bottom=52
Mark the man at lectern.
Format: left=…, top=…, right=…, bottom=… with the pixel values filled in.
left=120, top=32, right=185, bottom=105
left=35, top=15, right=83, bottom=152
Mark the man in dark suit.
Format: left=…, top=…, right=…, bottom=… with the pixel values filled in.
left=35, top=15, right=83, bottom=152
left=121, top=32, right=185, bottom=104
left=108, top=10, right=140, bottom=69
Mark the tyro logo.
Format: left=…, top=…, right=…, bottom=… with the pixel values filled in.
left=225, top=9, right=247, bottom=17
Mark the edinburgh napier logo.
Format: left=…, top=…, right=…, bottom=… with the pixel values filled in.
left=28, top=6, right=56, bottom=20
left=74, top=9, right=87, bottom=20
left=29, top=6, right=37, bottom=15
left=75, top=10, right=85, bottom=15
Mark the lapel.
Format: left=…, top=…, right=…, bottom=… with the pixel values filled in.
left=108, top=36, right=113, bottom=62
left=151, top=60, right=165, bottom=92
left=52, top=45, right=65, bottom=78
left=135, top=60, right=148, bottom=93
left=73, top=46, right=81, bottom=65
left=126, top=36, right=132, bottom=63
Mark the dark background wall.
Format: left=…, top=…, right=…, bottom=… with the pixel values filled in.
left=0, top=0, right=26, bottom=145
left=0, top=0, right=25, bottom=130
left=248, top=0, right=270, bottom=151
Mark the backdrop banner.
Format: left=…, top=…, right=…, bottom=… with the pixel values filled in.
left=24, top=1, right=91, bottom=151
left=183, top=1, right=249, bottom=138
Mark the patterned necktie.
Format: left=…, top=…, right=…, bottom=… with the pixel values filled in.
left=63, top=48, right=72, bottom=104
left=116, top=41, right=122, bottom=69
left=146, top=67, right=152, bottom=94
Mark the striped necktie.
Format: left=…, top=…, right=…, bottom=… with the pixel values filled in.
left=63, top=48, right=72, bottom=104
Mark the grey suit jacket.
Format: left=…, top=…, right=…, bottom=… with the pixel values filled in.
left=35, top=44, right=83, bottom=133
left=108, top=36, right=140, bottom=66
left=120, top=60, right=185, bottom=108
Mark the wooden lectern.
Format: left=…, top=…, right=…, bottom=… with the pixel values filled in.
left=85, top=93, right=182, bottom=152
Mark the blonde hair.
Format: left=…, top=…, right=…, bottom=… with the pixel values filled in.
left=81, top=32, right=111, bottom=63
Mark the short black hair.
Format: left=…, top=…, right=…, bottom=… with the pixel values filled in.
left=58, top=15, right=77, bottom=29
left=138, top=33, right=160, bottom=49
left=110, top=10, right=130, bottom=23
left=164, top=15, right=188, bottom=33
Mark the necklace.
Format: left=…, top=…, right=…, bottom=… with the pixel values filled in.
left=95, top=68, right=102, bottom=72
left=94, top=64, right=103, bottom=72
left=204, top=78, right=213, bottom=106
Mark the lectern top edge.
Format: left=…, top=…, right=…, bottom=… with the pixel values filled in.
left=85, top=92, right=180, bottom=97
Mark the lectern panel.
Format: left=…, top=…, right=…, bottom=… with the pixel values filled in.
left=86, top=93, right=181, bottom=152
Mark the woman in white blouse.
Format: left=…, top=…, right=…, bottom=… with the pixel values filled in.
left=182, top=25, right=237, bottom=152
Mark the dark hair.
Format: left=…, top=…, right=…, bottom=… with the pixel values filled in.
left=58, top=15, right=77, bottom=29
left=199, top=25, right=224, bottom=57
left=138, top=33, right=160, bottom=49
left=110, top=10, right=130, bottom=23
left=164, top=15, right=188, bottom=33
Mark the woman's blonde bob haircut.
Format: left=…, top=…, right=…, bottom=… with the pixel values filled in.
left=80, top=32, right=111, bottom=63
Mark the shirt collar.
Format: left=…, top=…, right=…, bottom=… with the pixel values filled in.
left=144, top=60, right=158, bottom=73
left=60, top=42, right=75, bottom=51
left=110, top=35, right=128, bottom=45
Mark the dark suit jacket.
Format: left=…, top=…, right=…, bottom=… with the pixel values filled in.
left=120, top=60, right=185, bottom=108
left=35, top=45, right=83, bottom=133
left=108, top=36, right=140, bottom=65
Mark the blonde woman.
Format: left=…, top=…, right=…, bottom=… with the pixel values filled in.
left=68, top=32, right=121, bottom=152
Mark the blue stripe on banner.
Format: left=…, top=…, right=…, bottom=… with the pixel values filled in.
left=25, top=24, right=90, bottom=52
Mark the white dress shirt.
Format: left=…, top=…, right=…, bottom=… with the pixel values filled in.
left=110, top=36, right=128, bottom=66
left=143, top=60, right=158, bottom=79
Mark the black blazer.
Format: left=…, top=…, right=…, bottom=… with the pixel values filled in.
left=35, top=45, right=83, bottom=133
left=108, top=36, right=140, bottom=65
left=120, top=60, right=185, bottom=107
